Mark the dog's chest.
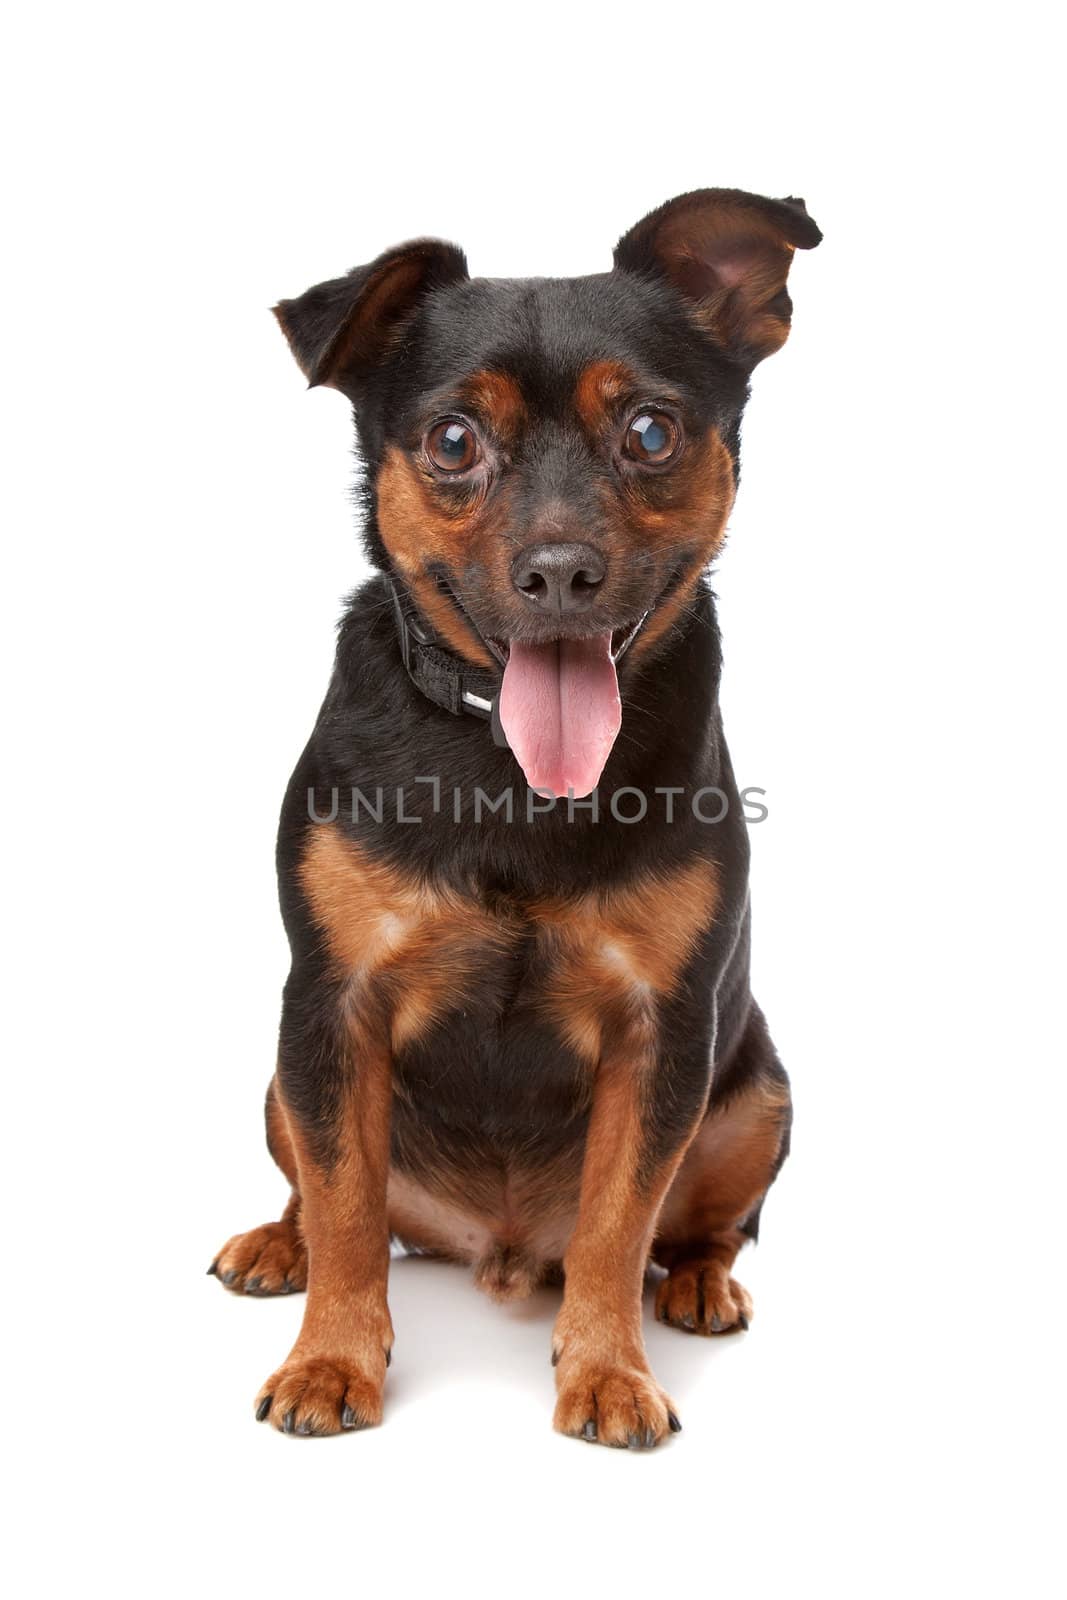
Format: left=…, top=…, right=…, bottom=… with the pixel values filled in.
left=300, top=825, right=718, bottom=1074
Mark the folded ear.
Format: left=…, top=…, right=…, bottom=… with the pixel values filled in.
left=273, top=238, right=468, bottom=391
left=614, top=188, right=821, bottom=366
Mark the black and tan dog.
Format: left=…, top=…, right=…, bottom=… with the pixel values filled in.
left=209, top=188, right=820, bottom=1447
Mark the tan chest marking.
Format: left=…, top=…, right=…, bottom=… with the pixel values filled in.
left=299, top=826, right=519, bottom=1050
left=301, top=830, right=718, bottom=1066
left=529, top=858, right=720, bottom=1064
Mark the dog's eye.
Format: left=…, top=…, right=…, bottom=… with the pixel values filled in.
left=624, top=411, right=680, bottom=464
left=426, top=420, right=479, bottom=473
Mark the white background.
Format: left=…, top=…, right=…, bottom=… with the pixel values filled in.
left=4, top=3, right=1063, bottom=1595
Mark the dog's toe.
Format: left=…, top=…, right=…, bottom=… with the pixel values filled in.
left=256, top=1355, right=386, bottom=1438
left=656, top=1261, right=753, bottom=1336
left=210, top=1218, right=308, bottom=1297
left=554, top=1360, right=677, bottom=1449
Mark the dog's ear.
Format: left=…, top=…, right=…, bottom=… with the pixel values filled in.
left=614, top=188, right=821, bottom=366
left=273, top=238, right=468, bottom=391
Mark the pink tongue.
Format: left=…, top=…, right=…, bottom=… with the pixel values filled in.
left=499, top=634, right=621, bottom=799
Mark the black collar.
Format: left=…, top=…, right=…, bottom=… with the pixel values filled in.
left=388, top=578, right=508, bottom=744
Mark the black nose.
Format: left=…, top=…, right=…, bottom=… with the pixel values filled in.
left=511, top=541, right=606, bottom=614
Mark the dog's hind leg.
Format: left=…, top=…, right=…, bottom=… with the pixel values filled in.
left=652, top=1005, right=791, bottom=1335
left=208, top=1076, right=308, bottom=1296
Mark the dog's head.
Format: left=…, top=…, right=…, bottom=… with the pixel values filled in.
left=275, top=189, right=820, bottom=796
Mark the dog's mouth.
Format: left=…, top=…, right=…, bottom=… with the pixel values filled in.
left=481, top=614, right=648, bottom=671
left=431, top=566, right=688, bottom=800
left=470, top=616, right=643, bottom=801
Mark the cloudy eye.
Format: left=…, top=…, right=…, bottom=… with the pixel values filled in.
left=426, top=419, right=479, bottom=473
left=624, top=411, right=681, bottom=465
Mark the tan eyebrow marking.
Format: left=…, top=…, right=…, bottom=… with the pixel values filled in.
left=459, top=369, right=526, bottom=442
left=573, top=360, right=637, bottom=434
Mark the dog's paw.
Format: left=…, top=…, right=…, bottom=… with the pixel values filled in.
left=656, top=1260, right=753, bottom=1335
left=208, top=1217, right=307, bottom=1296
left=254, top=1353, right=387, bottom=1437
left=553, top=1360, right=680, bottom=1449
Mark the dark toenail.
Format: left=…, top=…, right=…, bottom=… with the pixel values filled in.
left=628, top=1431, right=642, bottom=1450
left=282, top=1411, right=296, bottom=1434
left=296, top=1419, right=314, bottom=1436
left=222, top=1270, right=238, bottom=1286
left=710, top=1313, right=724, bottom=1332
left=643, top=1428, right=656, bottom=1448
left=255, top=1395, right=272, bottom=1421
left=207, top=1260, right=218, bottom=1276
left=737, top=1312, right=750, bottom=1330
left=385, top=1349, right=392, bottom=1368
left=667, top=1410, right=682, bottom=1433
left=551, top=1348, right=560, bottom=1367
left=341, top=1404, right=359, bottom=1429
left=682, top=1313, right=695, bottom=1330
left=582, top=1419, right=597, bottom=1441
left=245, top=1277, right=263, bottom=1295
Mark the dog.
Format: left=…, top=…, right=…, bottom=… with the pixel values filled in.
left=209, top=187, right=821, bottom=1447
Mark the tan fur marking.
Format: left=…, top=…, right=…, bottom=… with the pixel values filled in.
left=631, top=426, right=736, bottom=661
left=461, top=368, right=526, bottom=441
left=299, top=825, right=518, bottom=1048
left=657, top=1074, right=791, bottom=1244
left=538, top=860, right=719, bottom=1440
left=376, top=447, right=495, bottom=666
left=573, top=359, right=636, bottom=434
left=551, top=1060, right=694, bottom=1444
left=414, top=576, right=495, bottom=667
left=254, top=1065, right=395, bottom=1433
left=530, top=857, right=719, bottom=1062
left=212, top=1192, right=307, bottom=1296
left=265, top=1075, right=299, bottom=1187
left=650, top=1075, right=791, bottom=1336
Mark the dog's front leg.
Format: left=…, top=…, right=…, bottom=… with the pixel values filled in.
left=255, top=988, right=394, bottom=1436
left=552, top=1055, right=702, bottom=1448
